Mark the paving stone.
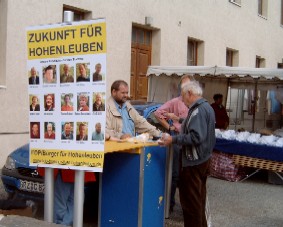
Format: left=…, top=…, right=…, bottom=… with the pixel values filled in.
left=0, top=215, right=68, bottom=227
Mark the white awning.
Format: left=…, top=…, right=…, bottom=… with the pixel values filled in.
left=147, top=65, right=283, bottom=80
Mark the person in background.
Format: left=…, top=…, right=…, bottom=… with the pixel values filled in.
left=92, top=122, right=104, bottom=141
left=154, top=74, right=193, bottom=214
left=211, top=93, right=229, bottom=130
left=44, top=122, right=55, bottom=139
left=77, top=63, right=90, bottom=82
left=78, top=94, right=89, bottom=111
left=61, top=94, right=74, bottom=111
left=30, top=95, right=40, bottom=111
left=93, top=63, right=102, bottom=82
left=106, top=80, right=161, bottom=139
left=28, top=67, right=39, bottom=85
left=60, top=64, right=74, bottom=83
left=158, top=80, right=215, bottom=227
left=37, top=168, right=96, bottom=226
left=93, top=93, right=105, bottom=111
left=61, top=122, right=73, bottom=140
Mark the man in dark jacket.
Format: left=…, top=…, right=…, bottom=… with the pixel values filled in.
left=159, top=80, right=215, bottom=227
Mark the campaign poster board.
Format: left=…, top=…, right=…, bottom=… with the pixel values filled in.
left=27, top=19, right=107, bottom=172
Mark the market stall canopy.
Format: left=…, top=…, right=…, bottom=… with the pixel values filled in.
left=146, top=65, right=283, bottom=103
left=147, top=65, right=283, bottom=79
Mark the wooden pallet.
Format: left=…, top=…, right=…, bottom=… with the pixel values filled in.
left=232, top=155, right=283, bottom=173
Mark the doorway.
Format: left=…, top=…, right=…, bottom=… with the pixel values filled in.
left=130, top=27, right=152, bottom=100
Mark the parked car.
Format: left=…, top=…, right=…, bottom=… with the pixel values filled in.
left=1, top=101, right=163, bottom=201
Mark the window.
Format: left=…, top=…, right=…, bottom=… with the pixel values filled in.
left=255, top=56, right=265, bottom=68
left=229, top=0, right=241, bottom=6
left=258, top=0, right=268, bottom=18
left=226, top=48, right=239, bottom=67
left=131, top=27, right=152, bottom=46
left=62, top=5, right=91, bottom=22
left=187, top=38, right=204, bottom=66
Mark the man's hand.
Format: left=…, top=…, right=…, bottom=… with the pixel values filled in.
left=166, top=113, right=179, bottom=121
left=158, top=133, right=172, bottom=146
left=120, top=134, right=132, bottom=140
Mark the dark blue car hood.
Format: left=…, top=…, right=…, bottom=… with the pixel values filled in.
left=131, top=101, right=162, bottom=119
left=9, top=144, right=33, bottom=169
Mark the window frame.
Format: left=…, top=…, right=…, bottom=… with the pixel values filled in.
left=62, top=5, right=91, bottom=22
left=258, top=0, right=268, bottom=19
left=187, top=39, right=198, bottom=66
left=229, top=0, right=241, bottom=7
left=226, top=49, right=233, bottom=67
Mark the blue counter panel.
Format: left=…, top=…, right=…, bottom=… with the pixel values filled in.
left=142, top=146, right=166, bottom=227
left=99, top=145, right=167, bottom=227
left=100, top=152, right=140, bottom=227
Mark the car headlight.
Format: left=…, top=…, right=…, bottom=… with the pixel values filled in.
left=4, top=156, right=16, bottom=170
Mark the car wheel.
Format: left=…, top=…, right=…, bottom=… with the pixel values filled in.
left=7, top=191, right=18, bottom=200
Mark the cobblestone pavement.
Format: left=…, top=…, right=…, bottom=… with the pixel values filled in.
left=165, top=173, right=283, bottom=227
left=0, top=172, right=282, bottom=227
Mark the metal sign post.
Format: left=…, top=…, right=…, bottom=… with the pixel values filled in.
left=73, top=170, right=85, bottom=227
left=44, top=167, right=54, bottom=222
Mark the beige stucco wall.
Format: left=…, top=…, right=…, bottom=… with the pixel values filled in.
left=0, top=0, right=283, bottom=166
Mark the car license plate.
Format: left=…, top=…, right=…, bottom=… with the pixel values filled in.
left=19, top=180, right=45, bottom=193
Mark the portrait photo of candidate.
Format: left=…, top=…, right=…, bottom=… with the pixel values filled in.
left=93, top=92, right=105, bottom=111
left=60, top=64, right=74, bottom=83
left=44, top=94, right=55, bottom=111
left=76, top=122, right=88, bottom=141
left=44, top=122, right=55, bottom=140
left=76, top=63, right=90, bottom=82
left=61, top=93, right=74, bottom=111
left=92, top=122, right=104, bottom=141
left=77, top=93, right=89, bottom=111
left=30, top=122, right=40, bottom=139
left=28, top=67, right=39, bottom=85
left=29, top=95, right=40, bottom=111
left=92, top=63, right=103, bottom=82
left=43, top=65, right=56, bottom=84
left=61, top=122, right=74, bottom=140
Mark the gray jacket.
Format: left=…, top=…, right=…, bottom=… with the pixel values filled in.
left=172, top=98, right=215, bottom=167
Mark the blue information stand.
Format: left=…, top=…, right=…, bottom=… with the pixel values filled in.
left=99, top=145, right=167, bottom=227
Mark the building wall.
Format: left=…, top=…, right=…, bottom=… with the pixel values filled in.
left=0, top=0, right=283, bottom=165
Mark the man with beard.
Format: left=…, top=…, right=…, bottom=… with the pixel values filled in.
left=106, top=80, right=161, bottom=139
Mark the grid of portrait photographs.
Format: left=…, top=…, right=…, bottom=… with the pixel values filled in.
left=28, top=56, right=106, bottom=151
